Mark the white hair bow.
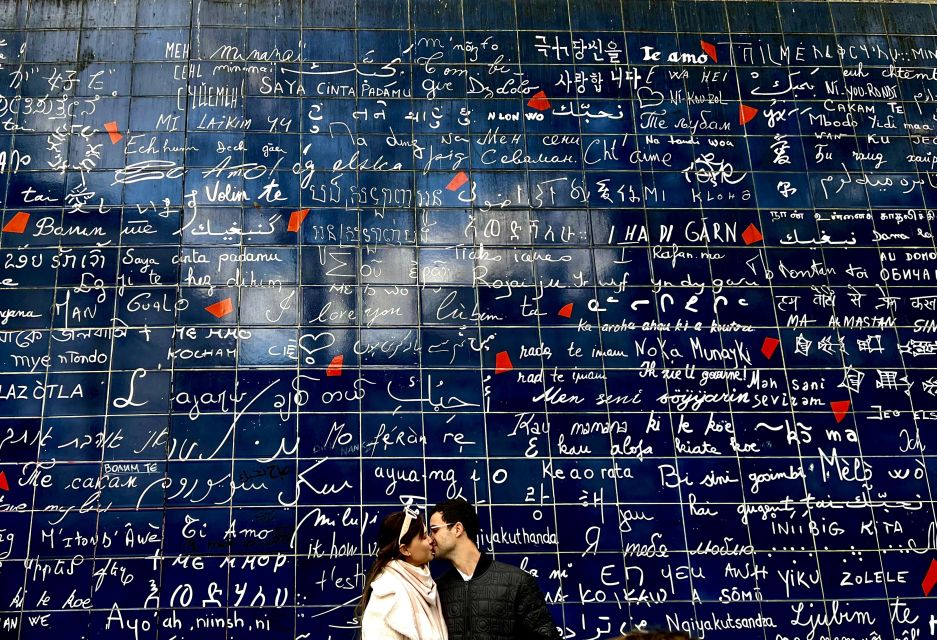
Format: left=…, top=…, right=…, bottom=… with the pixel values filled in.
left=398, top=499, right=422, bottom=545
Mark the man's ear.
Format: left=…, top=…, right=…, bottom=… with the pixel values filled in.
left=453, top=522, right=465, bottom=538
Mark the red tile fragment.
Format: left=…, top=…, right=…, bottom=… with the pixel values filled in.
left=922, top=558, right=937, bottom=596
left=742, top=223, right=763, bottom=245
left=446, top=171, right=469, bottom=191
left=205, top=298, right=234, bottom=318
left=739, top=103, right=759, bottom=125
left=2, top=212, right=30, bottom=234
left=104, top=121, right=123, bottom=144
left=830, top=400, right=851, bottom=424
left=558, top=303, right=574, bottom=318
left=700, top=40, right=718, bottom=63
left=527, top=90, right=551, bottom=111
left=0, top=471, right=8, bottom=491
left=494, top=351, right=513, bottom=374
left=761, top=337, right=780, bottom=360
left=287, top=209, right=310, bottom=232
left=327, top=354, right=344, bottom=377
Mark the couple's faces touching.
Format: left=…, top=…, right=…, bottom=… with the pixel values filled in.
left=400, top=529, right=435, bottom=566
left=428, top=512, right=458, bottom=558
left=398, top=511, right=460, bottom=566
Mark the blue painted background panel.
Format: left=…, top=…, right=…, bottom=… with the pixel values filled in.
left=0, top=1, right=936, bottom=639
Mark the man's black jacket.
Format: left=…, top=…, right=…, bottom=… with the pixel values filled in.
left=436, top=553, right=561, bottom=640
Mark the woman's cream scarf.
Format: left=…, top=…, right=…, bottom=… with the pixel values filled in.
left=368, top=559, right=448, bottom=640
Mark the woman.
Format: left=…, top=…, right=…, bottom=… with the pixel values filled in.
left=358, top=508, right=448, bottom=640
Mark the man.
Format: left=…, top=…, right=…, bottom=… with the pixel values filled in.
left=429, top=498, right=561, bottom=640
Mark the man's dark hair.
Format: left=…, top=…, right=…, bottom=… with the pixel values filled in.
left=432, top=498, right=480, bottom=543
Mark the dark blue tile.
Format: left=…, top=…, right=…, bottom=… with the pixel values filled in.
left=25, top=30, right=78, bottom=62
left=0, top=0, right=26, bottom=29
left=81, top=0, right=137, bottom=27
left=27, top=0, right=81, bottom=28
left=301, top=29, right=355, bottom=62
left=623, top=0, right=676, bottom=32
left=674, top=0, right=728, bottom=34
left=357, top=0, right=409, bottom=29
left=304, top=0, right=356, bottom=28
left=137, top=1, right=191, bottom=26
left=249, top=2, right=300, bottom=28
left=570, top=0, right=622, bottom=31
left=464, top=0, right=516, bottom=30
left=831, top=1, right=885, bottom=34
left=80, top=29, right=135, bottom=61
left=358, top=28, right=412, bottom=62
left=881, top=2, right=936, bottom=35
left=413, top=0, right=462, bottom=29
left=779, top=1, right=833, bottom=34
left=728, top=1, right=780, bottom=33
left=516, top=0, right=570, bottom=31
